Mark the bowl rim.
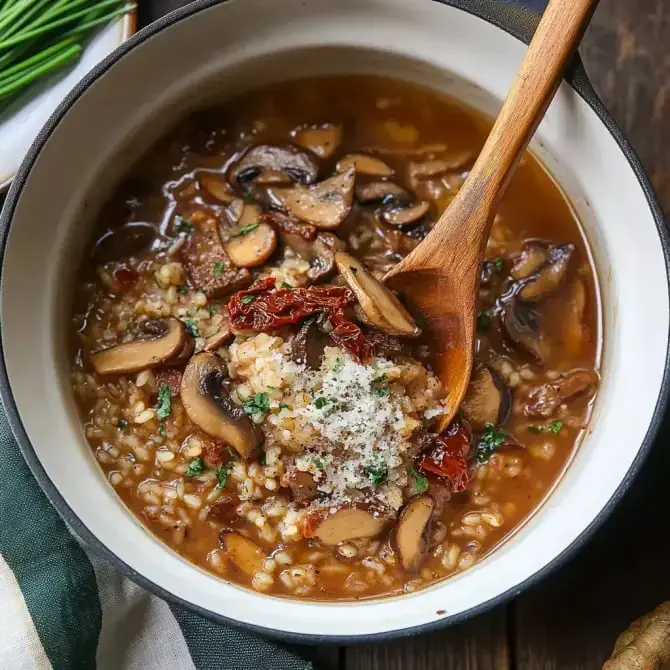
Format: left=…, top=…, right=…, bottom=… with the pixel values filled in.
left=0, top=0, right=668, bottom=645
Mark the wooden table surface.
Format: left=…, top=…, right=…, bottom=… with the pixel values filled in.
left=143, top=1, right=669, bottom=667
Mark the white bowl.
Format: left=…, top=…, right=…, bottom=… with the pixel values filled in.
left=1, top=0, right=668, bottom=642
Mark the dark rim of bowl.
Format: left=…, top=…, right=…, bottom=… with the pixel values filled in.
left=0, top=0, right=668, bottom=646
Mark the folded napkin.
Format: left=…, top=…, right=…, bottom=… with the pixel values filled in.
left=0, top=399, right=314, bottom=670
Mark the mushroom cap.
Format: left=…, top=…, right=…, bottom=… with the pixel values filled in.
left=224, top=221, right=278, bottom=268
left=229, top=144, right=319, bottom=188
left=393, top=494, right=435, bottom=573
left=313, top=507, right=387, bottom=545
left=90, top=318, right=187, bottom=375
left=336, top=153, right=394, bottom=177
left=180, top=352, right=262, bottom=458
left=461, top=365, right=511, bottom=430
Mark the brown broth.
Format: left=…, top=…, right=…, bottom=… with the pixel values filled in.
left=70, top=75, right=600, bottom=600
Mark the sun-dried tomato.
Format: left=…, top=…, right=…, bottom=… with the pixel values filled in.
left=417, top=421, right=471, bottom=492
left=228, top=278, right=378, bottom=361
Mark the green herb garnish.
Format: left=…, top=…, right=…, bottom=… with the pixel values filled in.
left=476, top=312, right=491, bottom=332
left=314, top=397, right=329, bottom=409
left=156, top=385, right=172, bottom=421
left=278, top=402, right=289, bottom=410
left=243, top=192, right=255, bottom=204
left=281, top=281, right=293, bottom=290
left=236, top=222, right=260, bottom=237
left=365, top=464, right=389, bottom=488
left=475, top=424, right=506, bottom=464
left=494, top=258, right=504, bottom=272
left=117, top=419, right=127, bottom=430
left=224, top=446, right=237, bottom=460
left=409, top=465, right=429, bottom=493
left=371, top=374, right=389, bottom=397
left=182, top=318, right=200, bottom=338
left=313, top=457, right=325, bottom=470
left=529, top=421, right=563, bottom=435
left=214, top=261, right=225, bottom=277
left=241, top=295, right=255, bottom=305
left=177, top=286, right=188, bottom=295
left=215, top=463, right=231, bottom=489
left=159, top=422, right=167, bottom=439
left=333, top=357, right=344, bottom=373
left=175, top=216, right=194, bottom=234
left=243, top=392, right=270, bottom=417
left=186, top=457, right=204, bottom=478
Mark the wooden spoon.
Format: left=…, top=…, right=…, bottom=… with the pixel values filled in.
left=384, top=0, right=597, bottom=430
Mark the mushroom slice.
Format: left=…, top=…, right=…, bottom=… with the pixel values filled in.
left=393, top=494, right=435, bottom=573
left=335, top=251, right=421, bottom=338
left=355, top=181, right=410, bottom=205
left=287, top=470, right=319, bottom=504
left=511, top=242, right=549, bottom=280
left=91, top=318, right=186, bottom=375
left=520, top=243, right=574, bottom=302
left=294, top=123, right=342, bottom=159
left=220, top=532, right=267, bottom=577
left=229, top=144, right=319, bottom=188
left=268, top=167, right=355, bottom=230
left=314, top=508, right=386, bottom=545
left=291, top=317, right=330, bottom=369
left=408, top=158, right=453, bottom=179
left=165, top=334, right=196, bottom=368
left=280, top=230, right=343, bottom=284
left=461, top=365, right=511, bottom=430
left=181, top=353, right=261, bottom=458
left=197, top=171, right=235, bottom=204
left=224, top=221, right=277, bottom=268
left=91, top=222, right=156, bottom=263
left=204, top=316, right=233, bottom=352
left=501, top=301, right=548, bottom=363
left=336, top=153, right=394, bottom=177
left=524, top=369, right=598, bottom=418
left=382, top=201, right=430, bottom=227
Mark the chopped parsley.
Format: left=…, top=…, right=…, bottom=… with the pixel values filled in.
left=175, top=216, right=193, bottom=234
left=215, top=463, right=231, bottom=489
left=117, top=419, right=127, bottom=430
left=494, top=258, right=504, bottom=272
left=475, top=424, right=506, bottom=464
left=529, top=420, right=563, bottom=435
left=159, top=422, right=167, bottom=439
left=243, top=392, right=270, bottom=418
left=409, top=465, right=429, bottom=493
left=177, top=286, right=188, bottom=295
left=236, top=222, right=260, bottom=236
left=365, top=463, right=389, bottom=487
left=281, top=281, right=293, bottom=290
left=312, top=457, right=325, bottom=470
left=182, top=318, right=200, bottom=338
left=186, top=457, right=204, bottom=478
left=278, top=402, right=289, bottom=410
left=241, top=294, right=255, bottom=305
left=214, top=261, right=225, bottom=277
left=476, top=312, right=491, bottom=332
left=208, top=305, right=216, bottom=315
left=313, top=397, right=330, bottom=409
left=333, top=357, right=344, bottom=373
left=371, top=374, right=389, bottom=397
left=156, top=385, right=172, bottom=420
left=255, top=443, right=266, bottom=466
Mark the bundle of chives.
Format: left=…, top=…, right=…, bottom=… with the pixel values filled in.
left=0, top=0, right=134, bottom=110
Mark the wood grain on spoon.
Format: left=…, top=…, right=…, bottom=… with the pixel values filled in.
left=384, top=0, right=598, bottom=430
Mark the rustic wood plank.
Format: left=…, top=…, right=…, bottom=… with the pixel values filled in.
left=514, top=1, right=670, bottom=666
left=345, top=606, right=509, bottom=670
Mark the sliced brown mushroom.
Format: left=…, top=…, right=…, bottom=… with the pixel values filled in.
left=263, top=211, right=317, bottom=241
left=524, top=369, right=598, bottom=418
left=382, top=201, right=430, bottom=227
left=280, top=231, right=343, bottom=284
left=335, top=251, right=421, bottom=338
left=393, top=494, right=435, bottom=573
left=519, top=243, right=574, bottom=302
left=355, top=181, right=410, bottom=205
left=268, top=167, right=355, bottom=230
left=501, top=301, right=548, bottom=363
left=229, top=144, right=319, bottom=188
left=294, top=123, right=342, bottom=159
left=460, top=365, right=511, bottom=430
left=91, top=318, right=187, bottom=375
left=231, top=202, right=262, bottom=228
left=197, top=171, right=235, bottom=204
left=287, top=470, right=319, bottom=504
left=314, top=507, right=386, bottom=545
left=336, top=153, right=394, bottom=177
left=204, top=316, right=233, bottom=352
left=220, top=531, right=267, bottom=576
left=291, top=317, right=330, bottom=369
left=224, top=221, right=277, bottom=268
left=91, top=222, right=156, bottom=263
left=181, top=352, right=261, bottom=458
left=511, top=242, right=549, bottom=280
left=408, top=158, right=453, bottom=179
left=165, top=334, right=196, bottom=367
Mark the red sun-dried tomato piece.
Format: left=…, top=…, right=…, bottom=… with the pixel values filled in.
left=417, top=421, right=471, bottom=492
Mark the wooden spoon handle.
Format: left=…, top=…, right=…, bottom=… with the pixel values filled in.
left=403, top=0, right=598, bottom=270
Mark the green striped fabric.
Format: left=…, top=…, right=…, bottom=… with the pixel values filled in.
left=0, top=399, right=314, bottom=670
